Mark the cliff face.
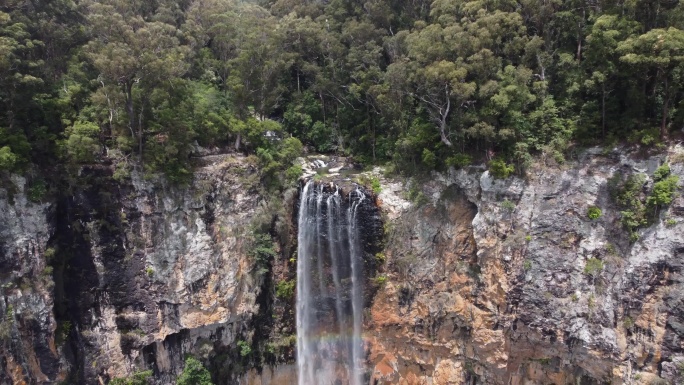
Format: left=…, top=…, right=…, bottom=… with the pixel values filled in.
left=0, top=176, right=56, bottom=385
left=1, top=155, right=270, bottom=384
left=367, top=146, right=684, bottom=385
left=2, top=148, right=684, bottom=385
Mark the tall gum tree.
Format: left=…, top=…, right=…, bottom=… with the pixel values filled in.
left=85, top=0, right=189, bottom=159
left=618, top=27, right=684, bottom=140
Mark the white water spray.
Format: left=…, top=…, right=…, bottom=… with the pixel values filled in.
left=296, top=180, right=366, bottom=385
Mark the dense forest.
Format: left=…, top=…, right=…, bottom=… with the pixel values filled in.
left=2, top=0, right=684, bottom=186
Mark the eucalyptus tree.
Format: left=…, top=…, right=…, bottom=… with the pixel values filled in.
left=84, top=0, right=190, bottom=158
left=618, top=27, right=684, bottom=140
left=583, top=14, right=640, bottom=137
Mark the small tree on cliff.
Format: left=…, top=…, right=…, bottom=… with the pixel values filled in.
left=177, top=356, right=214, bottom=385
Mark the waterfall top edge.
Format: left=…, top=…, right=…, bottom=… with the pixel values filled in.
left=298, top=179, right=377, bottom=201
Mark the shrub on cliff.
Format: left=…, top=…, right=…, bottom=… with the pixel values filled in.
left=177, top=357, right=213, bottom=385
left=275, top=279, right=295, bottom=299
left=489, top=158, right=515, bottom=179
left=109, top=371, right=152, bottom=385
left=647, top=164, right=679, bottom=208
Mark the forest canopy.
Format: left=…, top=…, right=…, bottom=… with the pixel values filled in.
left=1, top=0, right=684, bottom=182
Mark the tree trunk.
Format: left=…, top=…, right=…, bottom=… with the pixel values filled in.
left=439, top=86, right=453, bottom=147
left=125, top=82, right=135, bottom=140
left=234, top=133, right=242, bottom=151
left=368, top=103, right=376, bottom=162
left=601, top=83, right=606, bottom=138
left=661, top=98, right=669, bottom=141
left=661, top=77, right=669, bottom=142
left=125, top=81, right=142, bottom=160
left=576, top=8, right=585, bottom=62
left=138, top=102, right=144, bottom=161
left=319, top=92, right=326, bottom=124
left=439, top=119, right=453, bottom=147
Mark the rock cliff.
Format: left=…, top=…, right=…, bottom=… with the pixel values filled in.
left=2, top=147, right=684, bottom=385
left=1, top=155, right=273, bottom=384
left=366, top=146, right=684, bottom=385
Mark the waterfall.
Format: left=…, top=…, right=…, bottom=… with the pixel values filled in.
left=296, top=180, right=365, bottom=385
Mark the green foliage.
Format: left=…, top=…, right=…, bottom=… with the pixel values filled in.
left=264, top=335, right=296, bottom=357
left=113, top=162, right=131, bottom=182
left=623, top=316, right=634, bottom=329
left=374, top=275, right=388, bottom=286
left=489, top=159, right=515, bottom=179
left=26, top=179, right=47, bottom=203
left=406, top=181, right=428, bottom=206
left=610, top=173, right=648, bottom=235
left=0, top=146, right=18, bottom=172
left=44, top=247, right=56, bottom=261
left=42, top=266, right=54, bottom=277
left=588, top=294, right=596, bottom=309
left=648, top=175, right=679, bottom=207
left=654, top=164, right=672, bottom=182
left=445, top=154, right=472, bottom=169
left=421, top=149, right=437, bottom=169
left=648, top=165, right=679, bottom=208
left=285, top=165, right=303, bottom=185
left=587, top=207, right=602, bottom=220
left=237, top=340, right=252, bottom=357
left=610, top=165, right=679, bottom=239
left=627, top=128, right=660, bottom=146
left=248, top=232, right=276, bottom=276
left=523, top=260, right=532, bottom=271
left=64, top=121, right=100, bottom=163
left=369, top=176, right=382, bottom=194
left=501, top=199, right=516, bottom=212
left=0, top=305, right=14, bottom=339
left=177, top=357, right=213, bottom=385
left=2, top=0, right=684, bottom=190
left=584, top=258, right=604, bottom=278
left=256, top=134, right=303, bottom=191
left=56, top=320, right=72, bottom=345
left=275, top=279, right=295, bottom=299
left=110, top=371, right=153, bottom=385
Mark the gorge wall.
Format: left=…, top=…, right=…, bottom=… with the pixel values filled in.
left=365, top=146, right=684, bottom=385
left=1, top=155, right=271, bottom=384
left=2, top=146, right=684, bottom=385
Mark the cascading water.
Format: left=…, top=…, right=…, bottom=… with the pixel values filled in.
left=296, top=180, right=366, bottom=385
